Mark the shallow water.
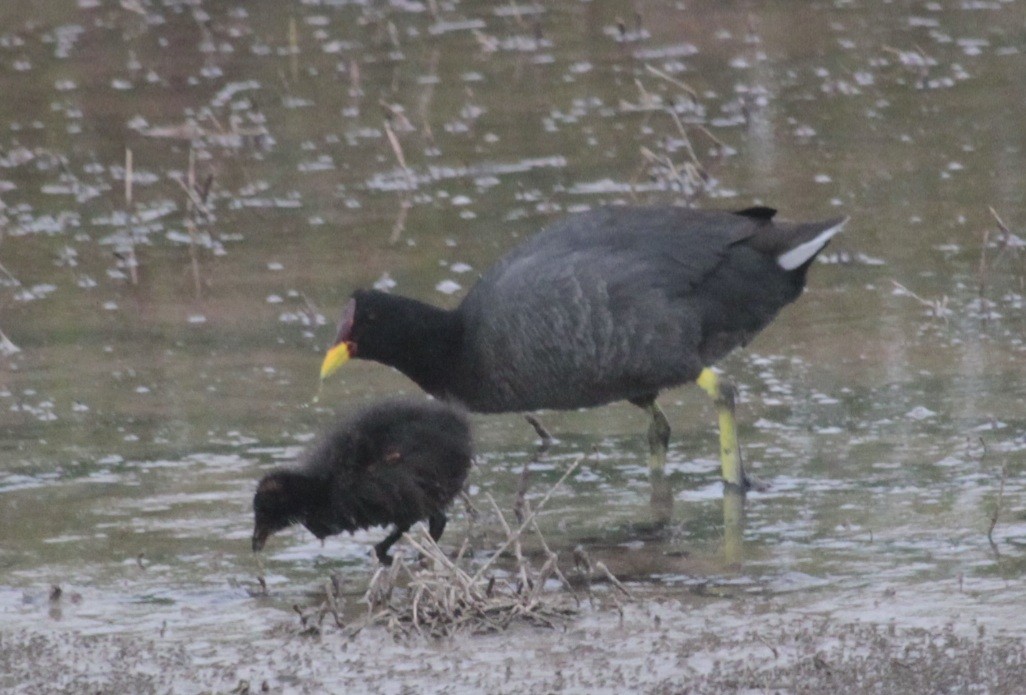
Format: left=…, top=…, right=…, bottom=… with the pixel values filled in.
left=2, top=0, right=1026, bottom=687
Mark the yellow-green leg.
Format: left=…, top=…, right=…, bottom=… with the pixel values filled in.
left=696, top=368, right=747, bottom=490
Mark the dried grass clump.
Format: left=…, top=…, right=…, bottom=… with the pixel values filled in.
left=358, top=457, right=586, bottom=638
left=354, top=526, right=576, bottom=639
left=291, top=455, right=629, bottom=639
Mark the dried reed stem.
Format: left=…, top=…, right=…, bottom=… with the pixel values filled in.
left=644, top=63, right=699, bottom=100
left=470, top=455, right=584, bottom=584
left=185, top=147, right=202, bottom=299
left=334, top=454, right=602, bottom=639
left=987, top=458, right=1007, bottom=557
left=124, top=148, right=139, bottom=285
left=383, top=119, right=416, bottom=190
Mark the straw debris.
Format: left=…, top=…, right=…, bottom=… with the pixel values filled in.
left=289, top=455, right=629, bottom=640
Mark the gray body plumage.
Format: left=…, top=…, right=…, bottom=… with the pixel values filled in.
left=447, top=206, right=839, bottom=411
left=338, top=205, right=844, bottom=415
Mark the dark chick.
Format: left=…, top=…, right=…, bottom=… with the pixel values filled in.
left=318, top=205, right=845, bottom=487
left=252, top=399, right=472, bottom=565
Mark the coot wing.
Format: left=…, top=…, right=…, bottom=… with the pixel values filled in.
left=455, top=207, right=761, bottom=411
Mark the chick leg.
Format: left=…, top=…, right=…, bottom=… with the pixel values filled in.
left=374, top=523, right=411, bottom=565
left=428, top=512, right=447, bottom=542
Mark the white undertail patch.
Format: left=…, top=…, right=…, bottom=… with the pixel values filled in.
left=776, top=218, right=849, bottom=271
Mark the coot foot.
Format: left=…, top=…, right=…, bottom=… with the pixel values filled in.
left=697, top=368, right=750, bottom=491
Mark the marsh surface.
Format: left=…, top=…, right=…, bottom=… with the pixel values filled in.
left=2, top=0, right=1026, bottom=691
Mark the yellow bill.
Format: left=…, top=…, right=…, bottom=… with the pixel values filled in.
left=320, top=342, right=351, bottom=380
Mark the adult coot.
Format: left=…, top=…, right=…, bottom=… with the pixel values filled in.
left=252, top=398, right=472, bottom=565
left=319, top=206, right=845, bottom=487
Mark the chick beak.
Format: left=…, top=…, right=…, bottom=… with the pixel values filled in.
left=319, top=341, right=352, bottom=380
left=252, top=527, right=270, bottom=552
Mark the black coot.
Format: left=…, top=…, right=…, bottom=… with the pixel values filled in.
left=252, top=399, right=473, bottom=565
left=319, top=206, right=845, bottom=486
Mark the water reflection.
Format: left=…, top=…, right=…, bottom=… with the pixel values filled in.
left=648, top=468, right=673, bottom=525
left=649, top=469, right=746, bottom=569
left=722, top=487, right=745, bottom=569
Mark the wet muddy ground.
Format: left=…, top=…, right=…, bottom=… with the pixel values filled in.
left=3, top=0, right=1026, bottom=692
left=5, top=592, right=1026, bottom=693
